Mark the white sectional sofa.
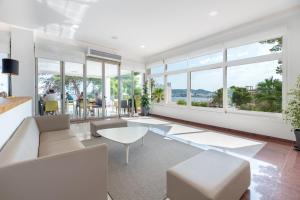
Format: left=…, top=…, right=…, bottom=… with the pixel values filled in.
left=0, top=114, right=108, bottom=200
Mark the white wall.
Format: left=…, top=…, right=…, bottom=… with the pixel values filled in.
left=0, top=99, right=32, bottom=150
left=148, top=9, right=300, bottom=141
left=11, top=28, right=35, bottom=107
left=121, top=58, right=146, bottom=73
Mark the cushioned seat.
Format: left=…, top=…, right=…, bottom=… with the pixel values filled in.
left=167, top=150, right=251, bottom=200
left=40, top=129, right=76, bottom=144
left=39, top=137, right=84, bottom=157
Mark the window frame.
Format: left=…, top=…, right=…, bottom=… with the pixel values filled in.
left=146, top=34, right=285, bottom=117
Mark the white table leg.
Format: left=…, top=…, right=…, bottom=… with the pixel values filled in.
left=125, top=144, right=130, bottom=164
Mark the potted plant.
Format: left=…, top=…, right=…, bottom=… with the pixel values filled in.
left=285, top=76, right=300, bottom=150
left=141, top=81, right=150, bottom=116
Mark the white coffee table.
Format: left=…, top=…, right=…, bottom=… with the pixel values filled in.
left=97, top=126, right=148, bottom=164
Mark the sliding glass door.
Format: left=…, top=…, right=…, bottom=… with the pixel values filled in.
left=105, top=63, right=119, bottom=117
left=64, top=62, right=84, bottom=119
left=36, top=57, right=143, bottom=119
left=120, top=70, right=133, bottom=116
left=86, top=60, right=104, bottom=119
left=85, top=59, right=121, bottom=119
left=37, top=58, right=62, bottom=115
left=134, top=72, right=144, bottom=114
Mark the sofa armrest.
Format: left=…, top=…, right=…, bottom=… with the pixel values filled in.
left=0, top=144, right=108, bottom=200
left=34, top=114, right=70, bottom=132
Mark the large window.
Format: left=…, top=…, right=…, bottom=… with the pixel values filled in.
left=191, top=68, right=223, bottom=108
left=0, top=53, right=8, bottom=94
left=227, top=37, right=282, bottom=113
left=227, top=60, right=282, bottom=113
left=147, top=36, right=283, bottom=114
left=167, top=73, right=187, bottom=105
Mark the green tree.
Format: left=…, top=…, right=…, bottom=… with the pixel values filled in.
left=192, top=101, right=208, bottom=107
left=177, top=99, right=187, bottom=105
left=110, top=77, right=118, bottom=99
left=230, top=86, right=252, bottom=107
left=211, top=88, right=223, bottom=107
left=254, top=77, right=282, bottom=112
left=38, top=73, right=61, bottom=94
left=65, top=76, right=83, bottom=95
left=152, top=88, right=164, bottom=103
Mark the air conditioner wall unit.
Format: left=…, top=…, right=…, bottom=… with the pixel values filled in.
left=87, top=48, right=122, bottom=62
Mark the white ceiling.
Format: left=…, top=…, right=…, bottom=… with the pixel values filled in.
left=0, top=0, right=299, bottom=61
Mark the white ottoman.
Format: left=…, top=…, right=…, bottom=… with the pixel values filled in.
left=167, top=150, right=250, bottom=200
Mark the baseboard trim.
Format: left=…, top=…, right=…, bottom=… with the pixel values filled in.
left=150, top=114, right=295, bottom=145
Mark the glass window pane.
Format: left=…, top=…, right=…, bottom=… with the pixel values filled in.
left=120, top=70, right=133, bottom=116
left=150, top=76, right=164, bottom=103
left=86, top=60, right=103, bottom=119
left=0, top=53, right=8, bottom=94
left=227, top=60, right=282, bottom=113
left=189, top=52, right=223, bottom=68
left=134, top=72, right=143, bottom=113
left=150, top=65, right=164, bottom=74
left=167, top=73, right=187, bottom=105
left=37, top=58, right=62, bottom=115
left=64, top=62, right=83, bottom=119
left=105, top=63, right=119, bottom=117
left=167, top=60, right=188, bottom=72
left=191, top=68, right=223, bottom=108
left=228, top=37, right=282, bottom=61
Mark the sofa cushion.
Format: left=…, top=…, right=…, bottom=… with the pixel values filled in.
left=39, top=137, right=84, bottom=157
left=0, top=117, right=40, bottom=167
left=40, top=129, right=76, bottom=144
left=34, top=114, right=70, bottom=133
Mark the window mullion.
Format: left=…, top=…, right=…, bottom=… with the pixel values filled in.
left=164, top=62, right=168, bottom=104
left=187, top=71, right=191, bottom=107
left=223, top=48, right=228, bottom=112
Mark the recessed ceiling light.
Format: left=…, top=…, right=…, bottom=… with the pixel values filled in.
left=209, top=11, right=219, bottom=17
left=140, top=45, right=145, bottom=48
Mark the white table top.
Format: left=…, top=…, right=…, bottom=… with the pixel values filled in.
left=97, top=126, right=149, bottom=144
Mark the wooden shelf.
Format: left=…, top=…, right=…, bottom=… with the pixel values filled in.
left=0, top=97, right=32, bottom=114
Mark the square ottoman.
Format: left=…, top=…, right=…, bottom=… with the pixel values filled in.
left=90, top=118, right=127, bottom=137
left=167, top=150, right=250, bottom=200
